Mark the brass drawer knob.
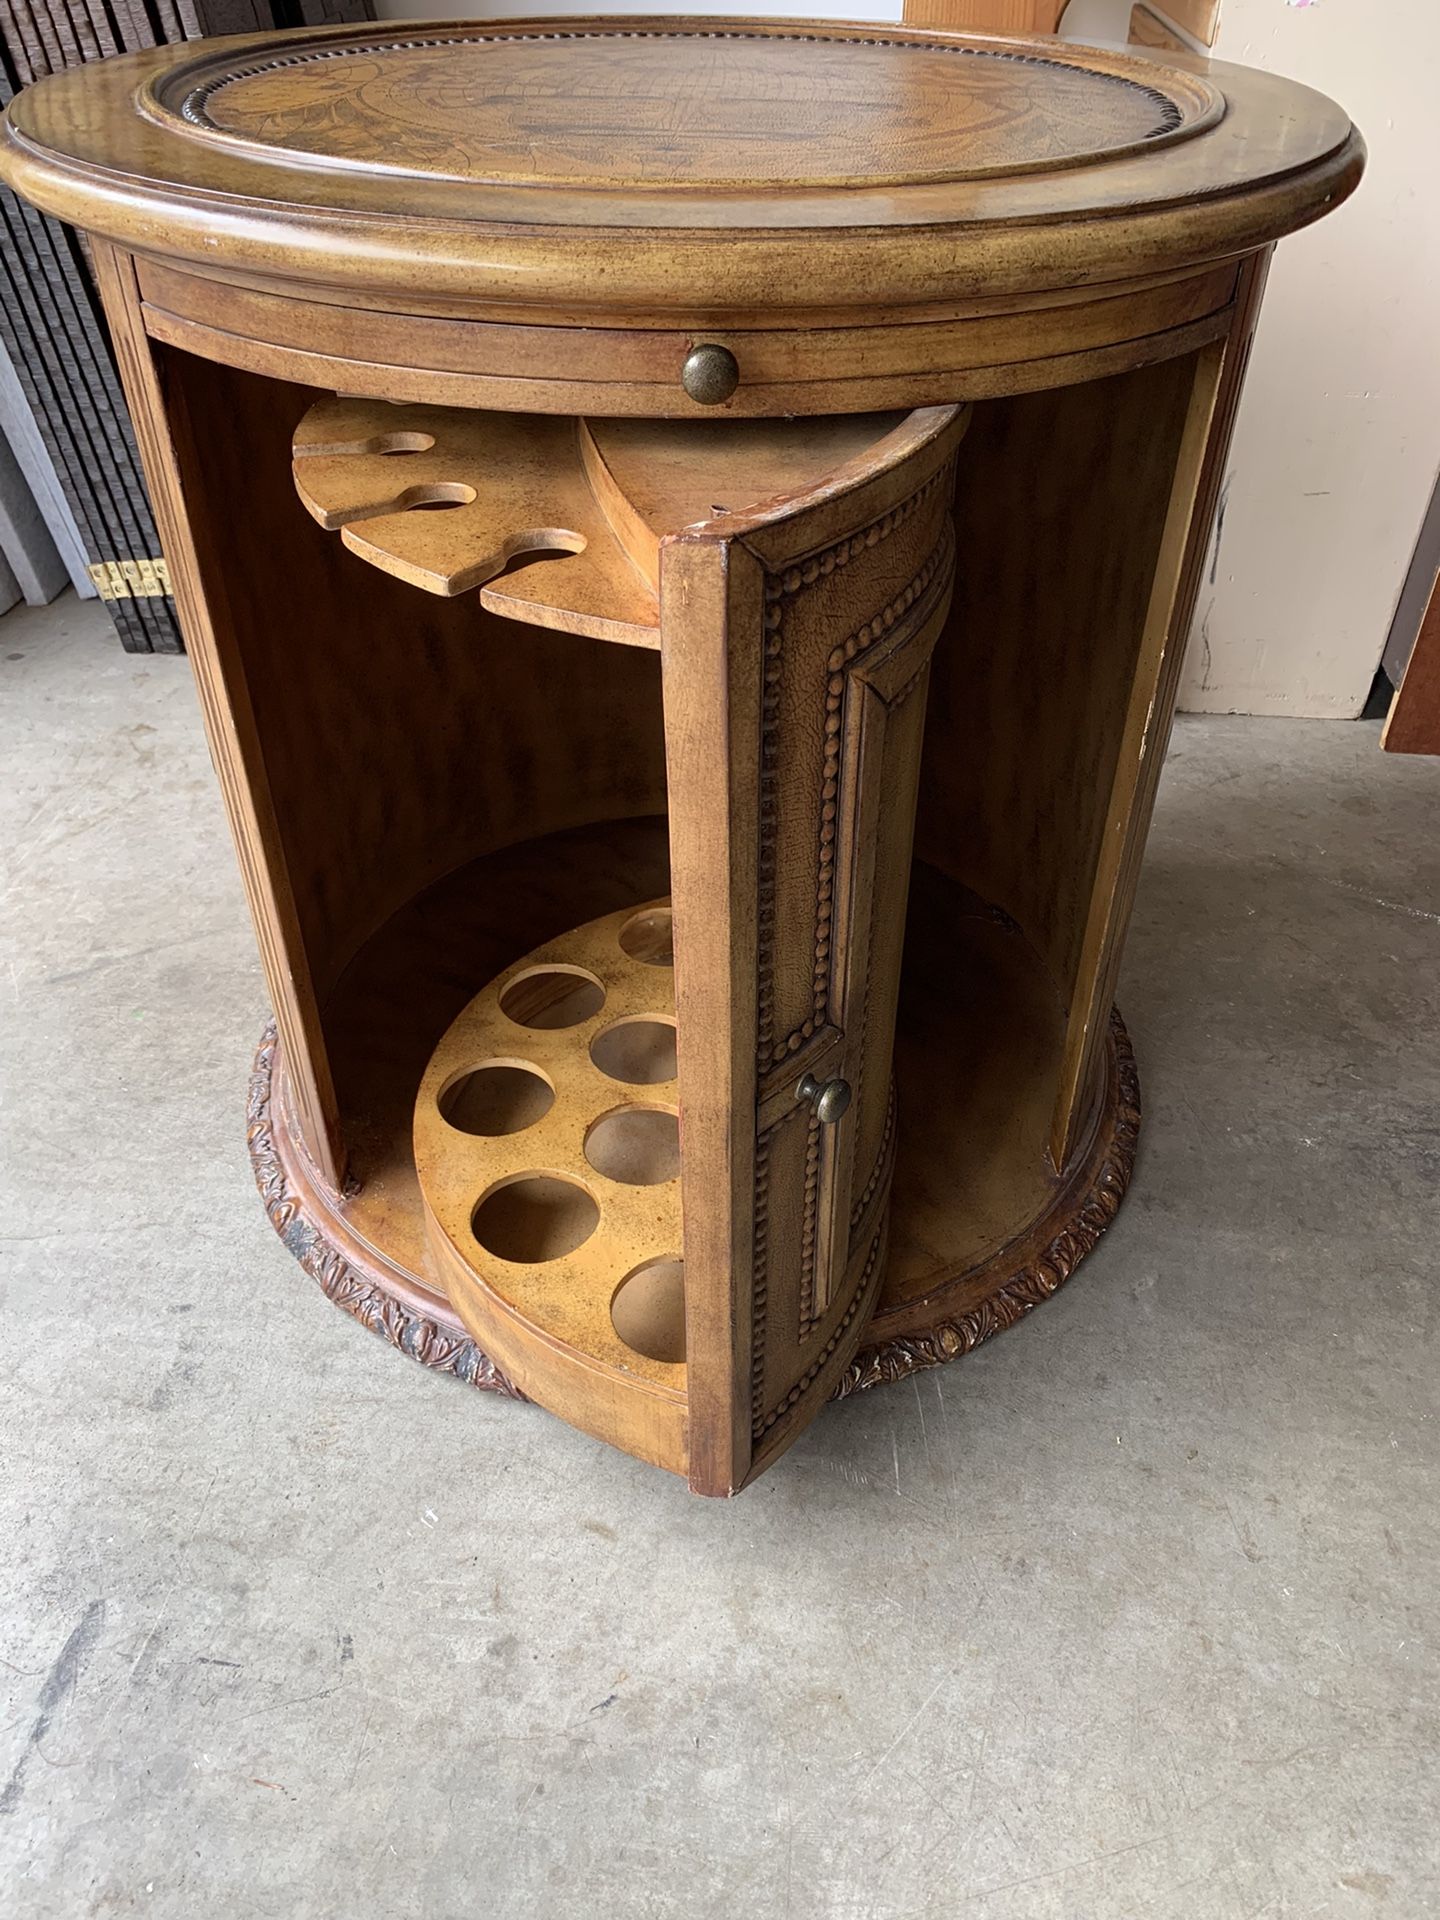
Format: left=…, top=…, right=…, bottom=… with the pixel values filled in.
left=681, top=342, right=740, bottom=406
left=797, top=1072, right=852, bottom=1125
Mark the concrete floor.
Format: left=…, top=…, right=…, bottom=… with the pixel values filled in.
left=1, top=591, right=1437, bottom=1919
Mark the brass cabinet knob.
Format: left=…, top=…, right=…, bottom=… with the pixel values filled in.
left=681, top=342, right=740, bottom=406
left=797, top=1072, right=852, bottom=1125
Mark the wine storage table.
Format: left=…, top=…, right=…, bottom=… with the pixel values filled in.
left=0, top=18, right=1362, bottom=1490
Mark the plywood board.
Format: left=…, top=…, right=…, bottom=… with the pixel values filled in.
left=903, top=0, right=1069, bottom=30
left=0, top=338, right=92, bottom=594
left=1383, top=565, right=1440, bottom=755
left=0, top=423, right=66, bottom=602
left=1130, top=6, right=1186, bottom=52
left=1155, top=0, right=1221, bottom=44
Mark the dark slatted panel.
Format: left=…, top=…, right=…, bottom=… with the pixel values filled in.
left=0, top=0, right=374, bottom=650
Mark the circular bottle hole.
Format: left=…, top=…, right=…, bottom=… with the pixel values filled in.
left=589, top=1016, right=677, bottom=1086
left=618, top=906, right=674, bottom=967
left=611, top=1258, right=686, bottom=1365
left=499, top=966, right=605, bottom=1030
left=399, top=482, right=477, bottom=511
left=438, top=1062, right=553, bottom=1137
left=471, top=1174, right=599, bottom=1263
left=584, top=1108, right=680, bottom=1186
left=373, top=432, right=435, bottom=455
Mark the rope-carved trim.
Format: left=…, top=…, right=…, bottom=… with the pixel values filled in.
left=756, top=466, right=955, bottom=1071
left=797, top=1112, right=824, bottom=1335
left=758, top=1216, right=888, bottom=1440
left=748, top=1121, right=774, bottom=1434
left=245, top=1010, right=1138, bottom=1419
left=246, top=1021, right=523, bottom=1396
left=179, top=30, right=1186, bottom=141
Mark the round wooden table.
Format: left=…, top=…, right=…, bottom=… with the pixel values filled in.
left=0, top=19, right=1362, bottom=1493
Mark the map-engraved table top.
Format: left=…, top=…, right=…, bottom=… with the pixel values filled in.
left=177, top=30, right=1210, bottom=190
left=0, top=19, right=1363, bottom=318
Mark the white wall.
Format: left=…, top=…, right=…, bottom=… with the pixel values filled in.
left=1070, top=0, right=1440, bottom=717
left=372, top=0, right=1440, bottom=718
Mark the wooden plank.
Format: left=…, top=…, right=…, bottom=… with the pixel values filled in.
left=1, top=4, right=375, bottom=648
left=0, top=425, right=67, bottom=603
left=1130, top=6, right=1187, bottom=53
left=5, top=183, right=152, bottom=561
left=1151, top=0, right=1220, bottom=46
left=0, top=66, right=179, bottom=646
left=6, top=0, right=63, bottom=78
left=903, top=0, right=1069, bottom=31
left=0, top=1, right=42, bottom=86
left=0, top=334, right=93, bottom=594
left=0, top=234, right=113, bottom=578
left=0, top=183, right=181, bottom=648
left=1383, top=566, right=1440, bottom=755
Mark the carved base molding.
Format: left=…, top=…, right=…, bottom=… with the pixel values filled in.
left=246, top=1023, right=523, bottom=1398
left=246, top=1006, right=1139, bottom=1406
left=836, top=1006, right=1141, bottom=1395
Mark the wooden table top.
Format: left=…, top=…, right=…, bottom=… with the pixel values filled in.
left=176, top=27, right=1215, bottom=190
left=0, top=18, right=1361, bottom=323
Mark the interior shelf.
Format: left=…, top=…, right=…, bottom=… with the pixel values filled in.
left=315, top=819, right=1080, bottom=1345
left=291, top=397, right=904, bottom=646
left=414, top=896, right=687, bottom=1399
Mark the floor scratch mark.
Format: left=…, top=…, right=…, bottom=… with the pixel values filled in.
left=0, top=1599, right=106, bottom=1816
left=858, top=1674, right=948, bottom=1792
left=1329, top=879, right=1440, bottom=926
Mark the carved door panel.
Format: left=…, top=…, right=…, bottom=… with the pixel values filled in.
left=662, top=405, right=966, bottom=1493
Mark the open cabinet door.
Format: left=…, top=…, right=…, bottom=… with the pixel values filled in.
left=664, top=406, right=966, bottom=1493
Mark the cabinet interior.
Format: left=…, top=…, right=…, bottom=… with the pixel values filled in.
left=157, top=341, right=1201, bottom=1467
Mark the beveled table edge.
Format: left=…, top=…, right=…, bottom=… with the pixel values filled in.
left=0, top=19, right=1365, bottom=321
